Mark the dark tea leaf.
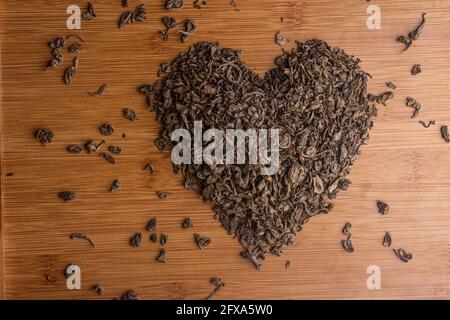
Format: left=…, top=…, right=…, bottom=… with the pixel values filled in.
left=100, top=152, right=116, bottom=164
left=67, top=144, right=82, bottom=154
left=110, top=179, right=121, bottom=192
left=341, top=236, right=354, bottom=253
left=419, top=120, right=435, bottom=128
left=182, top=217, right=193, bottom=229
left=147, top=218, right=157, bottom=231
left=68, top=43, right=83, bottom=53
left=70, top=233, right=96, bottom=248
left=123, top=108, right=137, bottom=121
left=63, top=57, right=78, bottom=85
left=409, top=13, right=426, bottom=41
left=441, top=125, right=450, bottom=143
left=180, top=19, right=197, bottom=43
left=194, top=233, right=211, bottom=249
left=35, top=128, right=54, bottom=145
left=144, top=163, right=154, bottom=174
left=92, top=284, right=104, bottom=296
left=383, top=232, right=392, bottom=247
left=82, top=2, right=96, bottom=21
left=130, top=233, right=142, bottom=247
left=393, top=248, right=413, bottom=263
left=108, top=146, right=122, bottom=155
left=156, top=249, right=166, bottom=263
left=160, top=234, right=168, bottom=246
left=59, top=191, right=77, bottom=203
left=85, top=140, right=105, bottom=153
left=120, top=290, right=138, bottom=300
left=205, top=277, right=225, bottom=300
left=166, top=0, right=183, bottom=10
left=150, top=233, right=158, bottom=243
left=99, top=124, right=114, bottom=136
left=376, top=200, right=390, bottom=215
left=386, top=82, right=397, bottom=90
left=405, top=97, right=421, bottom=118
left=411, top=64, right=422, bottom=76
left=342, top=223, right=352, bottom=236
left=89, top=84, right=108, bottom=96
left=275, top=31, right=289, bottom=46
left=156, top=191, right=169, bottom=199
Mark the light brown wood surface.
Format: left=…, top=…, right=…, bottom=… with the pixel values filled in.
left=1, top=0, right=450, bottom=300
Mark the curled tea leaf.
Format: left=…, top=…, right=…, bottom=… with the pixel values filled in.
left=182, top=217, right=193, bottom=229
left=441, top=125, right=450, bottom=143
left=383, top=232, right=392, bottom=247
left=35, top=128, right=54, bottom=145
left=110, top=179, right=121, bottom=192
left=376, top=200, right=390, bottom=215
left=275, top=31, right=289, bottom=46
left=89, top=84, right=108, bottom=96
left=130, top=233, right=142, bottom=247
left=393, top=248, right=413, bottom=263
left=67, top=144, right=82, bottom=154
left=341, top=236, right=354, bottom=253
left=59, top=191, right=77, bottom=203
left=70, top=233, right=96, bottom=248
left=194, top=233, right=211, bottom=249
left=342, top=223, right=352, bottom=236
left=156, top=249, right=166, bottom=263
left=166, top=0, right=183, bottom=10
left=411, top=64, right=422, bottom=76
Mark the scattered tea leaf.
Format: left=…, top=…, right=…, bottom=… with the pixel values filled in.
left=393, top=248, right=413, bottom=263
left=160, top=234, right=168, bottom=246
left=110, top=179, right=121, bottom=192
left=441, top=125, right=450, bottom=143
left=147, top=218, right=157, bottom=232
left=99, top=124, right=114, bottom=136
left=130, top=233, right=142, bottom=247
left=156, top=249, right=166, bottom=263
left=59, top=191, right=77, bottom=203
left=419, top=120, right=435, bottom=128
left=275, top=31, right=289, bottom=46
left=376, top=200, right=390, bottom=215
left=411, top=64, right=422, bottom=76
left=70, top=233, right=96, bottom=248
left=123, top=108, right=137, bottom=121
left=89, top=84, right=108, bottom=96
left=194, top=233, right=211, bottom=249
left=166, top=0, right=183, bottom=10
left=35, top=128, right=54, bottom=145
left=108, top=146, right=122, bottom=155
left=383, top=232, right=392, bottom=247
left=150, top=233, right=158, bottom=243
left=341, top=236, right=354, bottom=253
left=67, top=144, right=82, bottom=154
left=342, top=223, right=352, bottom=236
left=120, top=290, right=138, bottom=300
left=182, top=217, right=193, bottom=229
left=100, top=152, right=116, bottom=164
left=92, top=284, right=104, bottom=295
left=156, top=191, right=169, bottom=199
left=386, top=82, right=397, bottom=90
left=63, top=57, right=78, bottom=85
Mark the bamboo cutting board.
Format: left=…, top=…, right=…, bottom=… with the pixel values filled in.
left=1, top=0, right=450, bottom=300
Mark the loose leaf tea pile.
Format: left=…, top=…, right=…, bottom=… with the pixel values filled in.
left=149, top=40, right=377, bottom=268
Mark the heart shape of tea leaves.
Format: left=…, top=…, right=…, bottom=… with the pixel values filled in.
left=150, top=40, right=376, bottom=269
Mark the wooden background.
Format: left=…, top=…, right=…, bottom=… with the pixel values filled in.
left=1, top=0, right=450, bottom=300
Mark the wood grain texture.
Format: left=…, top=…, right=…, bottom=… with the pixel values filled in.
left=0, top=0, right=4, bottom=300
left=1, top=0, right=450, bottom=299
